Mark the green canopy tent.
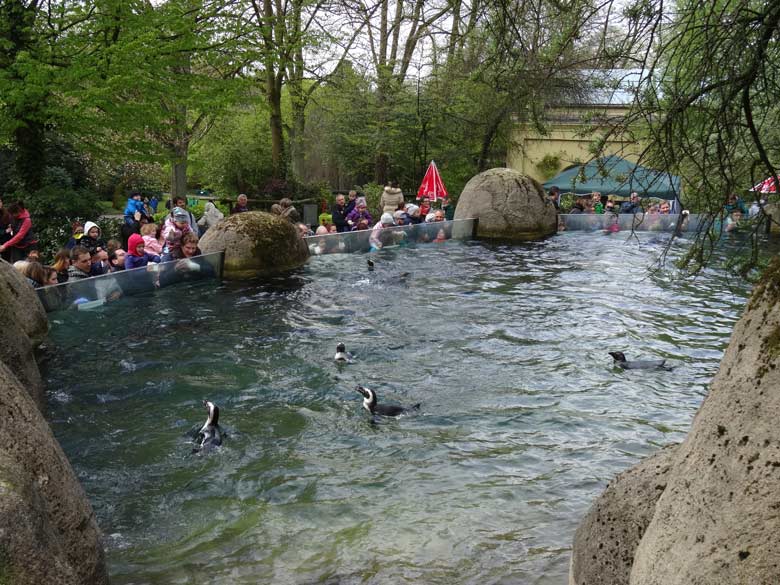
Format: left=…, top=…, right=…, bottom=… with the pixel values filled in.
left=543, top=155, right=681, bottom=201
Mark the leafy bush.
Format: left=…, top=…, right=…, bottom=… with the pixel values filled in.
left=360, top=182, right=385, bottom=218
left=16, top=166, right=103, bottom=261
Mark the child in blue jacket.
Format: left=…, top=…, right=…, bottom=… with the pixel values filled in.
left=124, top=193, right=146, bottom=226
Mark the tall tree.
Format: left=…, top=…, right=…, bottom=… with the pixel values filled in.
left=60, top=0, right=248, bottom=197
left=0, top=0, right=92, bottom=191
left=608, top=0, right=780, bottom=273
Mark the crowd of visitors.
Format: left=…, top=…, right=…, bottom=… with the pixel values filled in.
left=3, top=182, right=458, bottom=296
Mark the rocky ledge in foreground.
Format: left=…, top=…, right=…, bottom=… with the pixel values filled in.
left=571, top=257, right=780, bottom=585
left=0, top=261, right=108, bottom=584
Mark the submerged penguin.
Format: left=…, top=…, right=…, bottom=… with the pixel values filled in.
left=355, top=385, right=420, bottom=417
left=609, top=351, right=672, bottom=371
left=334, top=342, right=354, bottom=363
left=194, top=400, right=223, bottom=453
left=367, top=258, right=375, bottom=271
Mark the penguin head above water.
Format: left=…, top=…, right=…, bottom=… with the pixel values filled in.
left=367, top=258, right=375, bottom=271
left=335, top=342, right=351, bottom=362
left=608, top=351, right=627, bottom=363
left=202, top=399, right=220, bottom=427
left=355, top=385, right=377, bottom=413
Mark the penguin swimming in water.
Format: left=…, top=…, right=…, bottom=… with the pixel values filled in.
left=367, top=258, right=375, bottom=271
left=355, top=385, right=420, bottom=417
left=609, top=351, right=672, bottom=370
left=194, top=400, right=223, bottom=453
left=334, top=342, right=354, bottom=363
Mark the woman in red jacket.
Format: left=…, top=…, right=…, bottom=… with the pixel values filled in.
left=0, top=201, right=38, bottom=263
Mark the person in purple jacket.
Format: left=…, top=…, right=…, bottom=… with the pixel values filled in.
left=345, top=197, right=373, bottom=231
left=125, top=233, right=161, bottom=269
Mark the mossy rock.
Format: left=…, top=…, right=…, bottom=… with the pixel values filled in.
left=454, top=168, right=557, bottom=241
left=199, top=212, right=309, bottom=279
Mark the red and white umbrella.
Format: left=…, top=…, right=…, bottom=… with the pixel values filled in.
left=751, top=174, right=780, bottom=193
left=417, top=160, right=448, bottom=202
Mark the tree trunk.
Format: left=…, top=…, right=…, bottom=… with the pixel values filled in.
left=14, top=121, right=45, bottom=193
left=267, top=79, right=285, bottom=179
left=170, top=142, right=189, bottom=198
left=289, top=103, right=306, bottom=182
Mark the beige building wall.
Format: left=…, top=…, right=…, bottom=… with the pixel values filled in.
left=508, top=105, right=641, bottom=183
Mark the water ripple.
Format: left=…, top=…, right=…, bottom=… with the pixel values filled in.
left=42, top=233, right=761, bottom=584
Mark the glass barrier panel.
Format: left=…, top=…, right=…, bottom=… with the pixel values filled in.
left=36, top=251, right=223, bottom=313
left=305, top=218, right=475, bottom=255
left=559, top=213, right=702, bottom=233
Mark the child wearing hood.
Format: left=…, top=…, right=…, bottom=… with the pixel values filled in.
left=79, top=221, right=106, bottom=255
left=345, top=197, right=373, bottom=230
left=125, top=234, right=161, bottom=270
left=123, top=192, right=146, bottom=226
left=162, top=207, right=192, bottom=255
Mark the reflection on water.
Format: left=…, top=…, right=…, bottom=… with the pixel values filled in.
left=43, top=233, right=755, bottom=584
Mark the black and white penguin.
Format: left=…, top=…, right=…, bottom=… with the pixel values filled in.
left=609, top=351, right=672, bottom=370
left=194, top=400, right=223, bottom=452
left=334, top=342, right=353, bottom=363
left=367, top=258, right=375, bottom=271
left=355, top=385, right=420, bottom=417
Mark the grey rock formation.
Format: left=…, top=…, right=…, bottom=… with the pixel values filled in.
left=453, top=168, right=557, bottom=240
left=199, top=211, right=309, bottom=279
left=628, top=257, right=780, bottom=585
left=0, top=260, right=48, bottom=407
left=571, top=257, right=780, bottom=585
left=0, top=360, right=108, bottom=584
left=570, top=445, right=677, bottom=585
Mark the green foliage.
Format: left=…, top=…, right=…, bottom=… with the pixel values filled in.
left=536, top=155, right=562, bottom=179
left=189, top=108, right=274, bottom=195
left=360, top=182, right=385, bottom=219
left=17, top=166, right=102, bottom=261
left=99, top=218, right=124, bottom=248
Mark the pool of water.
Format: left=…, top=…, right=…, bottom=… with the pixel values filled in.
left=42, top=232, right=754, bottom=584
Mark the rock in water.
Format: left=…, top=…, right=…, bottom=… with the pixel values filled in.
left=570, top=256, right=780, bottom=585
left=570, top=445, right=677, bottom=585
left=453, top=168, right=557, bottom=240
left=0, top=361, right=108, bottom=584
left=199, top=211, right=309, bottom=279
left=0, top=260, right=48, bottom=408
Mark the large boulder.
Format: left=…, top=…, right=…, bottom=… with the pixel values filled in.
left=570, top=445, right=678, bottom=585
left=0, top=260, right=48, bottom=407
left=570, top=256, right=780, bottom=585
left=199, top=211, right=309, bottom=279
left=628, top=256, right=780, bottom=585
left=0, top=360, right=108, bottom=584
left=453, top=168, right=557, bottom=240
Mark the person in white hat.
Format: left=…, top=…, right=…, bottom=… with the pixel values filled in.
left=369, top=212, right=396, bottom=250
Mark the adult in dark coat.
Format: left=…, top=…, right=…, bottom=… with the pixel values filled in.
left=331, top=193, right=349, bottom=233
